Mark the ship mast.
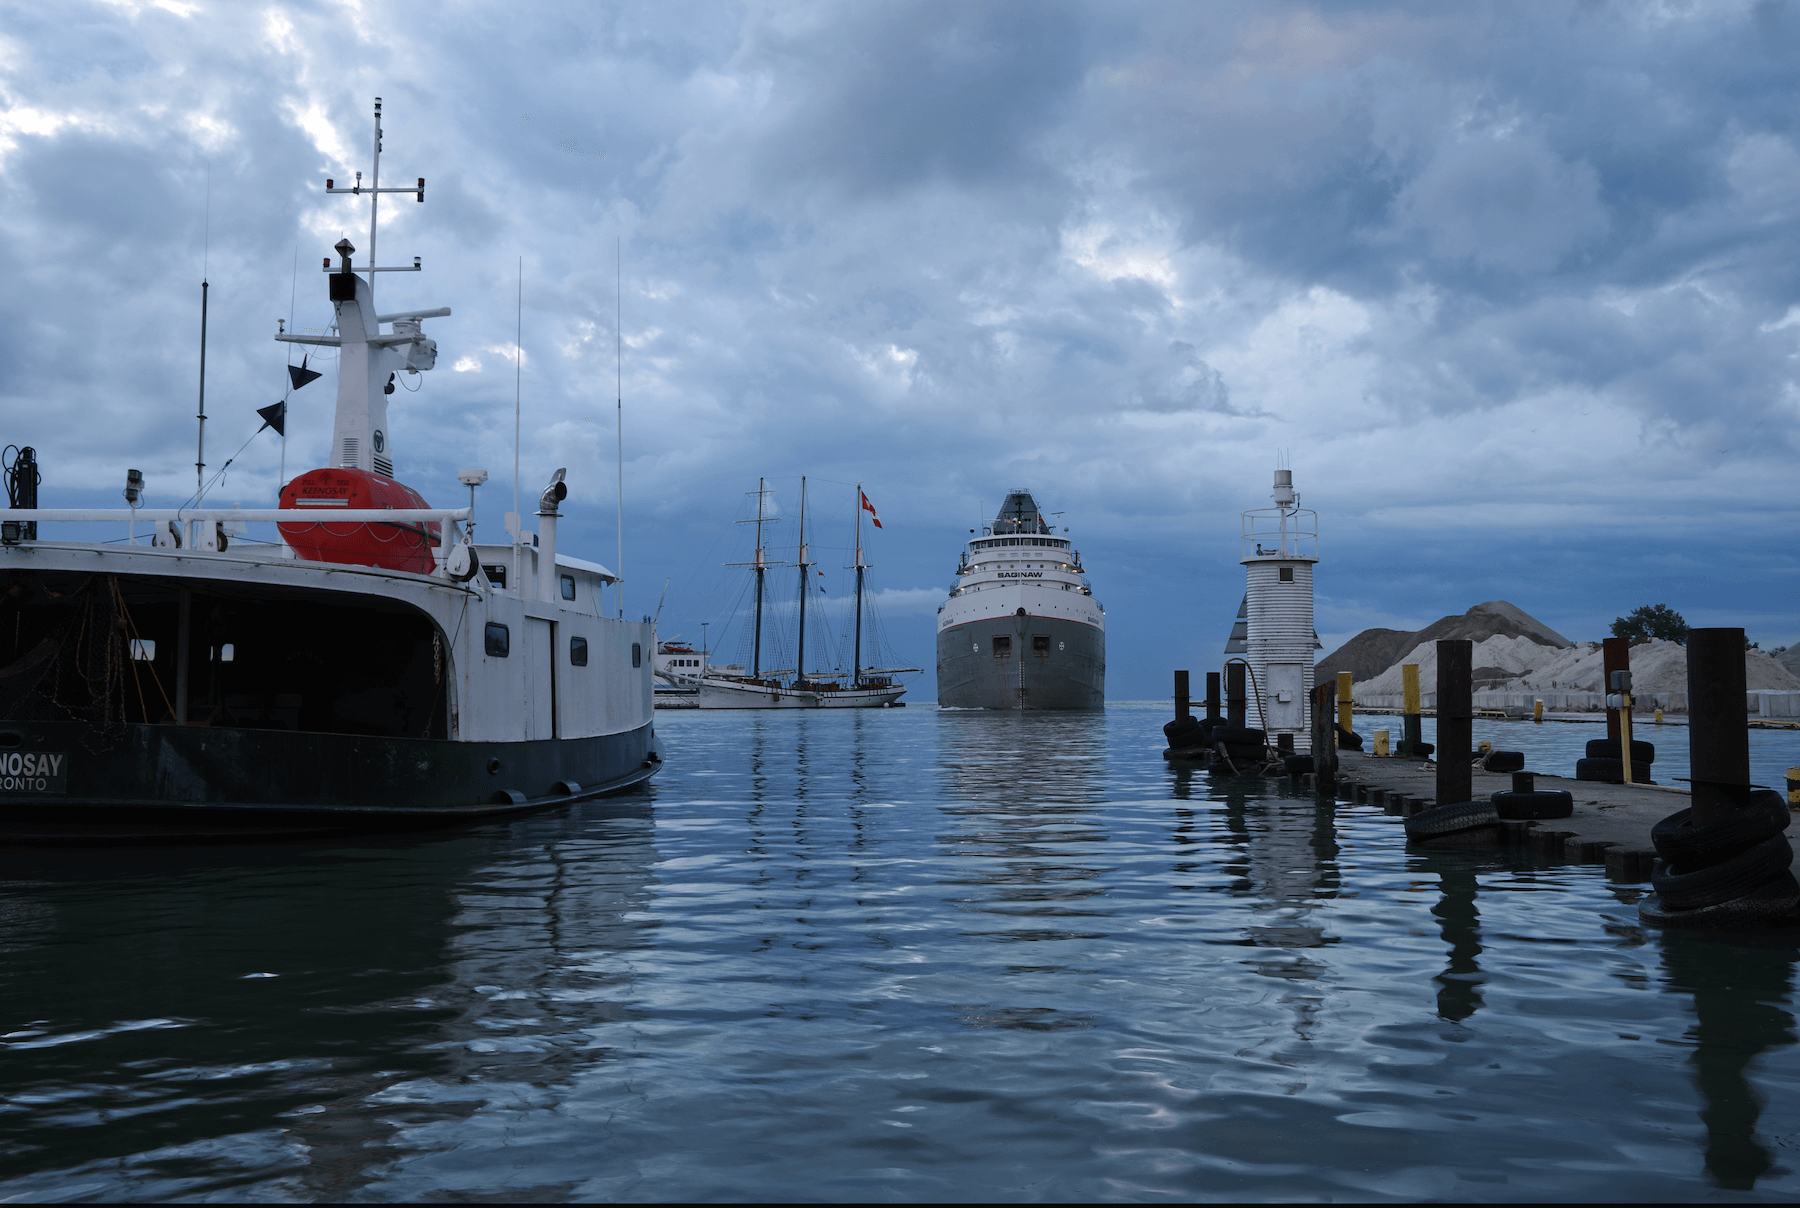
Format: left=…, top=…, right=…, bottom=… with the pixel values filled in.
left=729, top=479, right=781, bottom=679
left=794, top=476, right=809, bottom=688
left=852, top=481, right=864, bottom=689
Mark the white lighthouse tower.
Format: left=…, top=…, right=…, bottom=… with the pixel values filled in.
left=1239, top=466, right=1318, bottom=750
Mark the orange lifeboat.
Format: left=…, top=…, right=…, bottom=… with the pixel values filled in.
left=278, top=467, right=441, bottom=575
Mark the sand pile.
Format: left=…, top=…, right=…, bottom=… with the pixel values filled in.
left=1354, top=637, right=1800, bottom=696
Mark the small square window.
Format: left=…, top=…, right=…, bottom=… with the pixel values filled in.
left=631, top=642, right=642, bottom=668
left=130, top=638, right=155, bottom=661
left=992, top=635, right=1011, bottom=657
left=570, top=636, right=589, bottom=666
left=485, top=622, right=510, bottom=657
left=1279, top=567, right=1294, bottom=582
left=561, top=574, right=576, bottom=601
left=1032, top=635, right=1050, bottom=653
left=483, top=564, right=508, bottom=589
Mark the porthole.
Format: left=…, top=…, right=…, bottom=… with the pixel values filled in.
left=484, top=622, right=510, bottom=657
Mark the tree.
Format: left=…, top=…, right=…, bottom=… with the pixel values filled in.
left=1611, top=604, right=1689, bottom=644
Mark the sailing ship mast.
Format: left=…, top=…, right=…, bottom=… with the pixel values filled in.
left=852, top=481, right=865, bottom=689
left=729, top=479, right=781, bottom=679
left=794, top=476, right=810, bottom=688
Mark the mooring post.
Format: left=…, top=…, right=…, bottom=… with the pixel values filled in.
left=1688, top=628, right=1750, bottom=827
left=1401, top=663, right=1423, bottom=755
left=1174, top=670, right=1190, bottom=722
left=1226, top=662, right=1247, bottom=728
left=1603, top=636, right=1629, bottom=743
left=1204, top=672, right=1221, bottom=722
left=1312, top=681, right=1338, bottom=797
left=1336, top=671, right=1353, bottom=737
left=1437, top=639, right=1473, bottom=806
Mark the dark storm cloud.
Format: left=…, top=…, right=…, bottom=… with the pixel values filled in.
left=1, top=0, right=1797, bottom=683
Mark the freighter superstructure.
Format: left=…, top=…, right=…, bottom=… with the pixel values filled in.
left=934, top=490, right=1104, bottom=710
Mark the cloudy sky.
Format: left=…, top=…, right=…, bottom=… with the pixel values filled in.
left=3, top=0, right=1797, bottom=697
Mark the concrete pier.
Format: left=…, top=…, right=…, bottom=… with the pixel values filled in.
left=1317, top=750, right=1683, bottom=876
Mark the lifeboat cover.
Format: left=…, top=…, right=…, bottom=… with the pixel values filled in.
left=279, top=467, right=441, bottom=575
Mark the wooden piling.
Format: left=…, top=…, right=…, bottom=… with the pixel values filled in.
left=1602, top=637, right=1629, bottom=743
left=1401, top=663, right=1423, bottom=755
left=1311, top=681, right=1338, bottom=800
left=1174, top=670, right=1190, bottom=722
left=1336, top=671, right=1353, bottom=736
left=1688, top=628, right=1751, bottom=827
left=1226, top=662, right=1247, bottom=729
left=1437, top=639, right=1473, bottom=806
left=1204, top=672, right=1221, bottom=722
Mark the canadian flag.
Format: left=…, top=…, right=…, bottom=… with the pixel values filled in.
left=860, top=490, right=883, bottom=529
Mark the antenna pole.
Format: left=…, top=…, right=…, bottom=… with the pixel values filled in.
left=616, top=237, right=624, bottom=620
left=196, top=278, right=209, bottom=505
left=368, top=97, right=382, bottom=312
left=513, top=258, right=522, bottom=592
left=795, top=476, right=808, bottom=687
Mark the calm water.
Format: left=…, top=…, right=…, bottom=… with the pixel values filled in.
left=4, top=703, right=1800, bottom=1202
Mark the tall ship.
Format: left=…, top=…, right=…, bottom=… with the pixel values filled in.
left=664, top=479, right=914, bottom=708
left=935, top=490, right=1104, bottom=709
left=0, top=99, right=657, bottom=841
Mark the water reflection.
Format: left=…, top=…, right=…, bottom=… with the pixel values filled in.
left=935, top=712, right=1108, bottom=1028
left=1430, top=867, right=1486, bottom=1022
left=1660, top=931, right=1799, bottom=1191
left=0, top=804, right=656, bottom=1200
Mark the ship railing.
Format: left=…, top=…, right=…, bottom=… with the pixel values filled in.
left=0, top=507, right=474, bottom=568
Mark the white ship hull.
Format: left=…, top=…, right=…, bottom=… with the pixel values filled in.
left=667, top=675, right=904, bottom=709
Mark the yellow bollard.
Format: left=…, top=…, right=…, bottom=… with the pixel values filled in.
left=1533, top=699, right=1543, bottom=723
left=1478, top=740, right=1492, bottom=756
left=1788, top=767, right=1799, bottom=808
left=1654, top=708, right=1664, bottom=725
left=1400, top=664, right=1423, bottom=757
left=1374, top=730, right=1390, bottom=756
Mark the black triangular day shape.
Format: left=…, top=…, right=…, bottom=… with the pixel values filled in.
left=287, top=356, right=323, bottom=391
left=256, top=400, right=287, bottom=437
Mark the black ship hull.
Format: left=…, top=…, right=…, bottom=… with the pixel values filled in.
left=936, top=615, right=1104, bottom=710
left=0, top=720, right=657, bottom=844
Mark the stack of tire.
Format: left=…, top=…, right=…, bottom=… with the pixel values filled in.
left=1402, top=799, right=1499, bottom=844
left=1161, top=714, right=1211, bottom=759
left=1642, top=791, right=1800, bottom=926
left=1576, top=739, right=1654, bottom=785
left=1491, top=773, right=1572, bottom=819
left=1212, top=725, right=1267, bottom=770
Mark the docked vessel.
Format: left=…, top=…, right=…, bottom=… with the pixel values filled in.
left=0, top=99, right=658, bottom=842
left=935, top=490, right=1104, bottom=709
left=668, top=479, right=913, bottom=708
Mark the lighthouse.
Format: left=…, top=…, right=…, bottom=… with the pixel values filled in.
left=1237, top=466, right=1319, bottom=750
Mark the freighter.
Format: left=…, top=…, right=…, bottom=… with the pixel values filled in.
left=934, top=490, right=1104, bottom=709
left=0, top=98, right=658, bottom=841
